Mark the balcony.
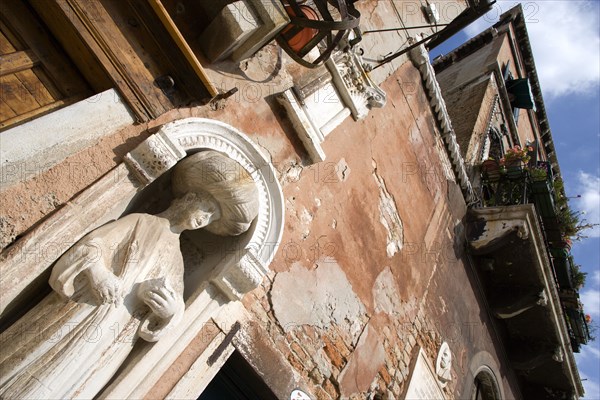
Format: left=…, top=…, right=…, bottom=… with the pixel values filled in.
left=466, top=160, right=590, bottom=398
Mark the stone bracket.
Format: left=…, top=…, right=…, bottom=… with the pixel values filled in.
left=210, top=248, right=267, bottom=301
left=124, top=130, right=187, bottom=185
left=493, top=289, right=548, bottom=319
left=199, top=0, right=289, bottom=62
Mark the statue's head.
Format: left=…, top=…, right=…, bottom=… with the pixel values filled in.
left=171, top=151, right=259, bottom=236
left=440, top=346, right=451, bottom=369
left=167, top=191, right=221, bottom=232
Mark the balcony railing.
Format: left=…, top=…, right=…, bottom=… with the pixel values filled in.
left=477, top=160, right=592, bottom=351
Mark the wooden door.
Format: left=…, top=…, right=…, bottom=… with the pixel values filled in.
left=0, top=0, right=92, bottom=130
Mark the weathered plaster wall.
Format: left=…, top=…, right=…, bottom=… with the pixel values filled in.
left=228, top=63, right=522, bottom=399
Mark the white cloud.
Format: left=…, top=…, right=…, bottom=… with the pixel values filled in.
left=464, top=1, right=600, bottom=99
left=574, top=171, right=600, bottom=238
left=593, top=270, right=600, bottom=286
left=577, top=344, right=600, bottom=361
left=580, top=289, right=600, bottom=318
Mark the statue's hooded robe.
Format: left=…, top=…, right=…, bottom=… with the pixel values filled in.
left=0, top=213, right=184, bottom=399
left=0, top=150, right=259, bottom=399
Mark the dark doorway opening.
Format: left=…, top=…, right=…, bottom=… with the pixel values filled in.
left=198, top=350, right=278, bottom=400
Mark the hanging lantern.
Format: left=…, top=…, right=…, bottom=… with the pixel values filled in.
left=277, top=0, right=361, bottom=68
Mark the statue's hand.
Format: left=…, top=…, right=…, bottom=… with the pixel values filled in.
left=137, top=279, right=184, bottom=341
left=139, top=282, right=181, bottom=319
left=85, top=265, right=122, bottom=305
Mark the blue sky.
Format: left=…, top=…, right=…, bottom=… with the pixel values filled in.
left=430, top=1, right=600, bottom=397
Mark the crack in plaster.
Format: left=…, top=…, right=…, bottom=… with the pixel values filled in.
left=336, top=158, right=350, bottom=182
left=371, top=159, right=403, bottom=257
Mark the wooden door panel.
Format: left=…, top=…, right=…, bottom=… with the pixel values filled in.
left=0, top=0, right=92, bottom=130
left=17, top=68, right=57, bottom=105
left=0, top=28, right=17, bottom=54
left=0, top=74, right=41, bottom=116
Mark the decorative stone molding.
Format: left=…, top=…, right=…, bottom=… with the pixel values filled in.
left=277, top=89, right=328, bottom=164
left=211, top=248, right=267, bottom=301
left=278, top=49, right=386, bottom=164
left=326, top=50, right=387, bottom=120
left=470, top=365, right=502, bottom=400
left=124, top=130, right=186, bottom=185
left=158, top=118, right=284, bottom=273
left=409, top=40, right=475, bottom=203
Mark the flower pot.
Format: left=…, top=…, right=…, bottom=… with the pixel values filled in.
left=554, top=239, right=572, bottom=251
left=282, top=5, right=319, bottom=53
left=503, top=159, right=524, bottom=180
left=481, top=160, right=501, bottom=182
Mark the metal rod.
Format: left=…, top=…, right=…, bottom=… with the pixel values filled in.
left=363, top=23, right=449, bottom=34
left=372, top=32, right=439, bottom=70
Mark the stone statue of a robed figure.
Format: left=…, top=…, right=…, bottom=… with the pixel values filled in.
left=0, top=151, right=259, bottom=399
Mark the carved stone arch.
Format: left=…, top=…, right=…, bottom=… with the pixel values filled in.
left=471, top=366, right=502, bottom=400
left=165, top=118, right=284, bottom=300
left=125, top=118, right=284, bottom=301
left=465, top=351, right=505, bottom=400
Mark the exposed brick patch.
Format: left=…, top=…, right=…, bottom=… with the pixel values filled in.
left=379, top=366, right=392, bottom=386
left=287, top=351, right=305, bottom=375
left=322, top=378, right=339, bottom=399
left=330, top=331, right=351, bottom=358
left=314, top=386, right=333, bottom=400
left=290, top=341, right=314, bottom=370
left=322, top=335, right=345, bottom=369
left=309, top=367, right=325, bottom=384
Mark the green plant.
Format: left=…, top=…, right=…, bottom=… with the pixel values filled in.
left=552, top=177, right=599, bottom=241
left=558, top=207, right=598, bottom=241
left=571, top=261, right=587, bottom=289
left=553, top=178, right=567, bottom=208
left=529, top=165, right=548, bottom=181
